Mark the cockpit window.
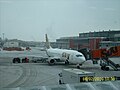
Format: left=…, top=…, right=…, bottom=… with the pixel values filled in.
left=76, top=54, right=82, bottom=57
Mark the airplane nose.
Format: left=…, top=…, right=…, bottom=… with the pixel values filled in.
left=76, top=57, right=86, bottom=63
left=83, top=57, right=86, bottom=61
left=81, top=57, right=86, bottom=62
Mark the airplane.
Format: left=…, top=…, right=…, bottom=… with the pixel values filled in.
left=45, top=34, right=86, bottom=68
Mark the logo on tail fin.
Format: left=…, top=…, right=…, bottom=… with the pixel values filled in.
left=45, top=34, right=51, bottom=49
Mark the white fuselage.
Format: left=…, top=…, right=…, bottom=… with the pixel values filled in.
left=46, top=48, right=86, bottom=64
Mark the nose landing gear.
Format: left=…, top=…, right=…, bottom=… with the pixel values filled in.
left=76, top=64, right=82, bottom=69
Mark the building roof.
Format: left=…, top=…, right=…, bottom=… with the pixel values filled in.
left=100, top=41, right=120, bottom=44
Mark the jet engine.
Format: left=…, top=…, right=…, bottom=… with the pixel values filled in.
left=47, top=57, right=56, bottom=65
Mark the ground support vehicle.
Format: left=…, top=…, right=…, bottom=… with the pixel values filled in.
left=12, top=56, right=47, bottom=63
left=91, top=46, right=120, bottom=71
left=13, top=57, right=29, bottom=63
left=58, top=69, right=95, bottom=84
left=31, top=57, right=47, bottom=63
left=99, top=57, right=120, bottom=71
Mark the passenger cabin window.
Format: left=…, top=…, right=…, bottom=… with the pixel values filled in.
left=76, top=55, right=82, bottom=57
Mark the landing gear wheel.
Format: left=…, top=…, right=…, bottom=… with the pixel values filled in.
left=105, top=67, right=109, bottom=71
left=13, top=58, right=20, bottom=63
left=13, top=58, right=15, bottom=63
left=34, top=61, right=37, bottom=63
left=65, top=60, right=69, bottom=65
left=18, top=58, right=20, bottom=63
left=101, top=66, right=109, bottom=71
left=77, top=66, right=80, bottom=69
left=116, top=64, right=120, bottom=67
left=101, top=66, right=105, bottom=70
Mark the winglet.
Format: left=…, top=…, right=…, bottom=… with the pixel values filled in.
left=45, top=34, right=51, bottom=49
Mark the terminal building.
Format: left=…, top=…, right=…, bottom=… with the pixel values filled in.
left=55, top=30, right=120, bottom=50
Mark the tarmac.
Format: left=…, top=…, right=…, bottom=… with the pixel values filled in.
left=0, top=49, right=120, bottom=90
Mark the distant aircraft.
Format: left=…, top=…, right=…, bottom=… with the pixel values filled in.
left=45, top=34, right=86, bottom=68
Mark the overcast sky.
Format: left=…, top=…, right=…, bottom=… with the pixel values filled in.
left=0, top=0, right=120, bottom=41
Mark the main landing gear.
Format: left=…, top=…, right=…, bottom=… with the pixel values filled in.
left=65, top=60, right=69, bottom=65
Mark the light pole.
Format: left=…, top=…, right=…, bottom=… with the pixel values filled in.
left=2, top=33, right=4, bottom=41
left=2, top=33, right=5, bottom=48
